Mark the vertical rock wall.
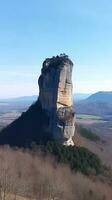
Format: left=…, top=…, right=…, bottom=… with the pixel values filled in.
left=38, top=55, right=75, bottom=145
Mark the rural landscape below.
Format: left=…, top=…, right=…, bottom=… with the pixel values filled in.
left=0, top=55, right=112, bottom=200
left=0, top=91, right=112, bottom=167
left=0, top=0, right=112, bottom=199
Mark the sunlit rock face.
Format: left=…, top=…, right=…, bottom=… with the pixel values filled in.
left=38, top=55, right=75, bottom=145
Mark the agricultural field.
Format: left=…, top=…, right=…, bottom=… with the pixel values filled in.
left=0, top=110, right=112, bottom=169
left=76, top=114, right=102, bottom=120
left=76, top=114, right=112, bottom=136
left=0, top=112, right=21, bottom=130
left=76, top=114, right=105, bottom=124
left=76, top=114, right=112, bottom=168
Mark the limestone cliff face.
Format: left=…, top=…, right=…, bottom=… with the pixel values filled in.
left=0, top=54, right=75, bottom=147
left=38, top=55, right=75, bottom=145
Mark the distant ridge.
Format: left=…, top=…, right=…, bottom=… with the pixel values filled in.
left=0, top=93, right=89, bottom=114
left=86, top=91, right=112, bottom=103
left=0, top=93, right=90, bottom=103
left=76, top=91, right=112, bottom=117
left=73, top=93, right=91, bottom=101
left=0, top=95, right=37, bottom=103
left=0, top=96, right=37, bottom=113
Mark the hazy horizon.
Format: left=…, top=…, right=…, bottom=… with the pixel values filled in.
left=0, top=0, right=112, bottom=97
left=1, top=91, right=112, bottom=100
left=0, top=92, right=92, bottom=99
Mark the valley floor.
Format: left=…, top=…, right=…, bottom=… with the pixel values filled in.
left=0, top=112, right=21, bottom=131
left=0, top=112, right=112, bottom=199
left=0, top=112, right=112, bottom=168
left=76, top=115, right=112, bottom=167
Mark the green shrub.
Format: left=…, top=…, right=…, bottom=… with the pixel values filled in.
left=79, top=127, right=100, bottom=141
left=33, top=141, right=102, bottom=175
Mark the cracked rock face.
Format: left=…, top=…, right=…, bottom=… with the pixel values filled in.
left=38, top=55, right=75, bottom=145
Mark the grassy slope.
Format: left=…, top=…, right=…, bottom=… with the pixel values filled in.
left=79, top=126, right=100, bottom=141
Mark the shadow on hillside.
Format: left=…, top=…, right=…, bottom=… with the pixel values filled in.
left=0, top=101, right=52, bottom=147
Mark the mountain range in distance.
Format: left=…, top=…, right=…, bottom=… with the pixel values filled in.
left=0, top=92, right=112, bottom=119
left=73, top=93, right=91, bottom=101
left=1, top=91, right=111, bottom=104
left=0, top=95, right=37, bottom=103
left=0, top=95, right=37, bottom=113
left=84, top=91, right=112, bottom=103
left=0, top=93, right=90, bottom=104
left=75, top=91, right=112, bottom=119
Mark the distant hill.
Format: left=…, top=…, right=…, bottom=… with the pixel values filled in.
left=75, top=92, right=112, bottom=118
left=0, top=93, right=89, bottom=103
left=86, top=91, right=112, bottom=103
left=0, top=94, right=90, bottom=113
left=1, top=92, right=112, bottom=119
left=0, top=96, right=37, bottom=113
left=73, top=93, right=91, bottom=102
left=0, top=95, right=37, bottom=103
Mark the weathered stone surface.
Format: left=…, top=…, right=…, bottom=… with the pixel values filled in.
left=38, top=55, right=75, bottom=145
left=0, top=54, right=75, bottom=147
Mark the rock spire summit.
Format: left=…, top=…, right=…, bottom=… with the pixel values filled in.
left=38, top=54, right=75, bottom=145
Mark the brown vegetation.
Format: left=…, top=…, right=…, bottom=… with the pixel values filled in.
left=75, top=121, right=112, bottom=168
left=0, top=146, right=111, bottom=200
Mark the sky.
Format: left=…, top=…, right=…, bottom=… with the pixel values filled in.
left=0, top=0, right=112, bottom=98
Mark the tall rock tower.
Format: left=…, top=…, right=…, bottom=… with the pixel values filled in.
left=38, top=54, right=75, bottom=145
left=0, top=54, right=75, bottom=147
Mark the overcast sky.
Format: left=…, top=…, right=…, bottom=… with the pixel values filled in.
left=0, top=0, right=112, bottom=98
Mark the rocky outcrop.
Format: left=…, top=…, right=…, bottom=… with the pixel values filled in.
left=38, top=55, right=75, bottom=145
left=0, top=54, right=75, bottom=147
